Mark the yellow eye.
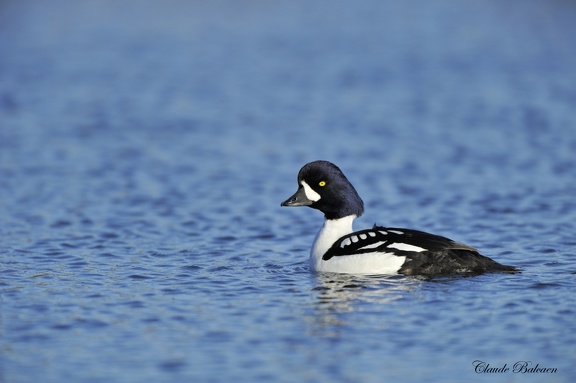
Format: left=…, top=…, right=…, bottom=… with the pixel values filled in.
left=319, top=181, right=326, bottom=187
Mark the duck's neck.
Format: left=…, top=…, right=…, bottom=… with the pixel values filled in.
left=310, top=215, right=356, bottom=268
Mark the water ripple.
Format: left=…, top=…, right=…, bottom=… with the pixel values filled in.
left=2, top=1, right=576, bottom=382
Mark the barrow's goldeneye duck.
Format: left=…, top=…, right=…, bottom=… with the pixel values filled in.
left=281, top=160, right=517, bottom=276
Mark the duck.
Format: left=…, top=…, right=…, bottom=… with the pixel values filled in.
left=281, top=160, right=517, bottom=276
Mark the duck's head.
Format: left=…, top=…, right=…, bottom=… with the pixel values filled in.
left=281, top=160, right=364, bottom=220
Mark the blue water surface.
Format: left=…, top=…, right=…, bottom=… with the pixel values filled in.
left=1, top=1, right=576, bottom=382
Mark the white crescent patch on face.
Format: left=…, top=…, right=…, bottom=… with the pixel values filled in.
left=301, top=180, right=321, bottom=202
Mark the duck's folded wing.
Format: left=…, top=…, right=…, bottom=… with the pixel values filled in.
left=322, top=226, right=472, bottom=260
left=323, top=226, right=517, bottom=275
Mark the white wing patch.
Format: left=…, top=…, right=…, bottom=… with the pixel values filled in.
left=340, top=237, right=352, bottom=248
left=387, top=243, right=426, bottom=252
left=358, top=241, right=387, bottom=250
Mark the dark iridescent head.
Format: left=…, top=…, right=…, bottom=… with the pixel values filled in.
left=281, top=160, right=364, bottom=220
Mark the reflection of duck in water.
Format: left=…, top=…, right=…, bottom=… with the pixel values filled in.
left=308, top=274, right=420, bottom=336
left=314, top=274, right=415, bottom=308
left=282, top=161, right=517, bottom=276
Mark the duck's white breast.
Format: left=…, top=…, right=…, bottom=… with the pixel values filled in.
left=309, top=215, right=406, bottom=275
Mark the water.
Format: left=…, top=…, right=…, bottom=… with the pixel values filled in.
left=1, top=0, right=576, bottom=382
